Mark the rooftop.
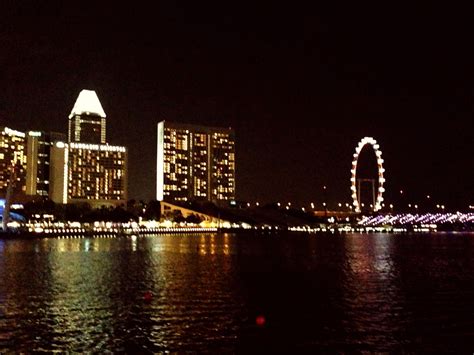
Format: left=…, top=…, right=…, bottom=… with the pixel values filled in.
left=69, top=90, right=106, bottom=119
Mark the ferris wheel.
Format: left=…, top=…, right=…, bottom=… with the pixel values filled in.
left=350, top=137, right=385, bottom=213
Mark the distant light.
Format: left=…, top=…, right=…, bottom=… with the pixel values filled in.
left=351, top=136, right=385, bottom=213
left=256, top=315, right=266, bottom=326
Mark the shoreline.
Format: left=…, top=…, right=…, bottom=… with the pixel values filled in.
left=1, top=226, right=473, bottom=239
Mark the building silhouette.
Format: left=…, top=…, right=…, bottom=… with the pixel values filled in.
left=26, top=131, right=66, bottom=197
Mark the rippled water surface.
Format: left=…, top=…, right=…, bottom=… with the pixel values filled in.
left=1, top=232, right=474, bottom=352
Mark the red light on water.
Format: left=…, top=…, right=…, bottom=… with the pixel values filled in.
left=144, top=291, right=153, bottom=302
left=256, top=315, right=266, bottom=326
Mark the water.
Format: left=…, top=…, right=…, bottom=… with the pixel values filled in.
left=1, top=232, right=474, bottom=352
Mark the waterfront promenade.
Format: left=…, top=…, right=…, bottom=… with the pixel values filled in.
left=2, top=211, right=473, bottom=238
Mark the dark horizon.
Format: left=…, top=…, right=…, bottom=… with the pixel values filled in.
left=1, top=2, right=473, bottom=209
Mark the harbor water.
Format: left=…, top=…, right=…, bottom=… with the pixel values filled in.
left=1, top=232, right=473, bottom=352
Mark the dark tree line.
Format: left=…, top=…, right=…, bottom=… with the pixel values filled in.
left=21, top=199, right=159, bottom=222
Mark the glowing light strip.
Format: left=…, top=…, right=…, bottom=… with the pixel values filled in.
left=63, top=145, right=69, bottom=204
left=3, top=127, right=25, bottom=138
left=69, top=142, right=126, bottom=152
left=156, top=122, right=164, bottom=201
left=351, top=136, right=385, bottom=213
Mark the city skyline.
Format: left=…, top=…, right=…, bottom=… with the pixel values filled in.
left=1, top=2, right=473, bottom=208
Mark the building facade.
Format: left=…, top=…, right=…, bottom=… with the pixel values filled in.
left=26, top=131, right=66, bottom=197
left=49, top=90, right=128, bottom=207
left=0, top=127, right=27, bottom=198
left=50, top=142, right=127, bottom=206
left=156, top=121, right=235, bottom=203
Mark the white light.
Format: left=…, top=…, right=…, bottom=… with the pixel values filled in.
left=4, top=127, right=25, bottom=137
left=69, top=90, right=106, bottom=118
left=63, top=145, right=69, bottom=204
left=28, top=131, right=42, bottom=137
left=69, top=142, right=125, bottom=152
left=351, top=136, right=385, bottom=213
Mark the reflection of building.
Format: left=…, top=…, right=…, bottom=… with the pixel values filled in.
left=0, top=127, right=27, bottom=198
left=156, top=121, right=235, bottom=203
left=26, top=131, right=66, bottom=197
left=49, top=90, right=128, bottom=207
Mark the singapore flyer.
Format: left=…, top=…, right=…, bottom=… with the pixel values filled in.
left=350, top=137, right=385, bottom=213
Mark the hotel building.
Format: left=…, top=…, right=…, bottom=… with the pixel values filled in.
left=156, top=121, right=235, bottom=203
left=0, top=127, right=27, bottom=198
left=49, top=90, right=128, bottom=207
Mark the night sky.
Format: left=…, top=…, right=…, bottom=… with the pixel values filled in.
left=1, top=2, right=473, bottom=209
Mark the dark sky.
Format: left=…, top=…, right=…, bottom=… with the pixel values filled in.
left=1, top=2, right=473, bottom=209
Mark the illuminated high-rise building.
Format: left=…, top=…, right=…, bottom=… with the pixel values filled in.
left=50, top=142, right=127, bottom=206
left=26, top=131, right=65, bottom=197
left=68, top=89, right=107, bottom=144
left=49, top=89, right=128, bottom=207
left=0, top=127, right=27, bottom=198
left=156, top=121, right=235, bottom=203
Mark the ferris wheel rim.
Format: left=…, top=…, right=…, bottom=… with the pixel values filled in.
left=351, top=137, right=385, bottom=213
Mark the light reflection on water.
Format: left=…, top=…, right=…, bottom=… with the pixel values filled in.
left=0, top=232, right=474, bottom=352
